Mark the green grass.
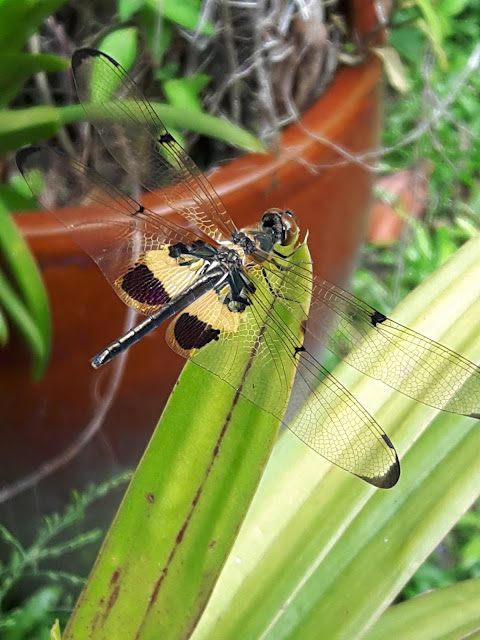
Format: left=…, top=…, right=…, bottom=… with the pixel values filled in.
left=351, top=0, right=480, bottom=604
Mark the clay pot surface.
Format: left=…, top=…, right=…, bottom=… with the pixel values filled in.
left=1, top=1, right=382, bottom=528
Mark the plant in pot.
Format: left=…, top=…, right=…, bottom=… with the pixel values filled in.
left=3, top=1, right=479, bottom=639
left=1, top=1, right=382, bottom=503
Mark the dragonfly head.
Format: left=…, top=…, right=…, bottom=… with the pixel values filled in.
left=260, top=208, right=299, bottom=247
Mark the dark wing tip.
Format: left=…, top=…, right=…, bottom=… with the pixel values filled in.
left=15, top=145, right=42, bottom=172
left=469, top=412, right=480, bottom=419
left=72, top=47, right=119, bottom=70
left=362, top=450, right=400, bottom=489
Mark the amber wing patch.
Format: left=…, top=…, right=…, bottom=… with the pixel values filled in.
left=166, top=288, right=240, bottom=358
left=115, top=246, right=207, bottom=315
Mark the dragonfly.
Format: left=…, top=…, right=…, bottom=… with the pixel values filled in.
left=16, top=48, right=480, bottom=489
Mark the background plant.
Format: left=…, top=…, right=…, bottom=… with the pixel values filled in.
left=0, top=0, right=479, bottom=637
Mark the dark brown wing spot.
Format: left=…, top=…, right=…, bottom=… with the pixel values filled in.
left=122, top=264, right=169, bottom=305
left=371, top=310, right=387, bottom=326
left=174, top=313, right=220, bottom=350
left=159, top=132, right=174, bottom=144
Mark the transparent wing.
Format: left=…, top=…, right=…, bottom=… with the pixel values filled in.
left=15, top=145, right=206, bottom=314
left=71, top=47, right=236, bottom=243
left=261, top=254, right=480, bottom=418
left=165, top=261, right=400, bottom=488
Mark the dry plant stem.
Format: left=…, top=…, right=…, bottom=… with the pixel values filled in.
left=374, top=0, right=391, bottom=30
left=0, top=307, right=136, bottom=504
left=28, top=34, right=76, bottom=158
left=45, top=15, right=72, bottom=61
left=220, top=0, right=242, bottom=124
left=253, top=1, right=281, bottom=146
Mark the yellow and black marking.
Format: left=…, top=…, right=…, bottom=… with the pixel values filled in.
left=167, top=287, right=241, bottom=358
left=115, top=246, right=208, bottom=315
left=158, top=132, right=175, bottom=145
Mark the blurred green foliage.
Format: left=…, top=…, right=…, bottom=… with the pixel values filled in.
left=0, top=0, right=263, bottom=379
left=353, top=0, right=480, bottom=607
left=384, top=0, right=480, bottom=216
left=0, top=473, right=132, bottom=640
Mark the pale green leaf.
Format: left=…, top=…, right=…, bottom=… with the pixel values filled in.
left=192, top=234, right=480, bottom=640
left=365, top=578, right=480, bottom=640
left=62, top=242, right=312, bottom=639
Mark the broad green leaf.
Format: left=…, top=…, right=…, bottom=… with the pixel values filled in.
left=0, top=177, right=38, bottom=211
left=0, top=53, right=69, bottom=107
left=389, top=27, right=425, bottom=65
left=0, top=106, right=62, bottom=151
left=0, top=198, right=50, bottom=378
left=192, top=233, right=480, bottom=640
left=1, top=102, right=265, bottom=153
left=62, top=242, right=312, bottom=639
left=144, top=0, right=214, bottom=35
left=118, top=0, right=144, bottom=21
left=88, top=29, right=138, bottom=101
left=141, top=8, right=172, bottom=64
left=440, top=0, right=469, bottom=18
left=415, top=0, right=448, bottom=70
left=365, top=578, right=480, bottom=640
left=96, top=27, right=138, bottom=86
left=163, top=74, right=211, bottom=111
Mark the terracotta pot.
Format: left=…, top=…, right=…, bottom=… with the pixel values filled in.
left=0, top=1, right=383, bottom=528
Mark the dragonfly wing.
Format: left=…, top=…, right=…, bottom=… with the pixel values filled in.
left=247, top=266, right=399, bottom=487
left=285, top=351, right=400, bottom=488
left=168, top=259, right=399, bottom=488
left=16, top=145, right=207, bottom=315
left=166, top=288, right=241, bottom=358
left=263, top=256, right=480, bottom=418
left=71, top=48, right=236, bottom=243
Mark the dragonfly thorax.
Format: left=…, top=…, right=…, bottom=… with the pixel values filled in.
left=217, top=245, right=244, bottom=271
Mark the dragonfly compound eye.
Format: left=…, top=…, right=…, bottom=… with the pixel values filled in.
left=280, top=209, right=298, bottom=246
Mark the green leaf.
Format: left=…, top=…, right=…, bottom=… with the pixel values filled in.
left=59, top=101, right=265, bottom=152
left=0, top=305, right=8, bottom=345
left=440, top=0, right=469, bottom=18
left=90, top=28, right=138, bottom=100
left=163, top=74, right=211, bottom=111
left=97, top=28, right=138, bottom=75
left=415, top=0, right=448, bottom=69
left=0, top=0, right=67, bottom=53
left=0, top=176, right=39, bottom=211
left=141, top=8, right=172, bottom=64
left=50, top=619, right=62, bottom=640
left=191, top=233, right=480, bottom=640
left=0, top=586, right=62, bottom=640
left=2, top=101, right=264, bottom=153
left=0, top=105, right=62, bottom=151
left=365, top=578, right=480, bottom=639
left=0, top=198, right=51, bottom=378
left=62, top=242, right=312, bottom=639
left=0, top=53, right=69, bottom=107
left=144, top=0, right=214, bottom=35
left=389, top=27, right=425, bottom=65
left=460, top=535, right=480, bottom=569
left=118, top=0, right=145, bottom=21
